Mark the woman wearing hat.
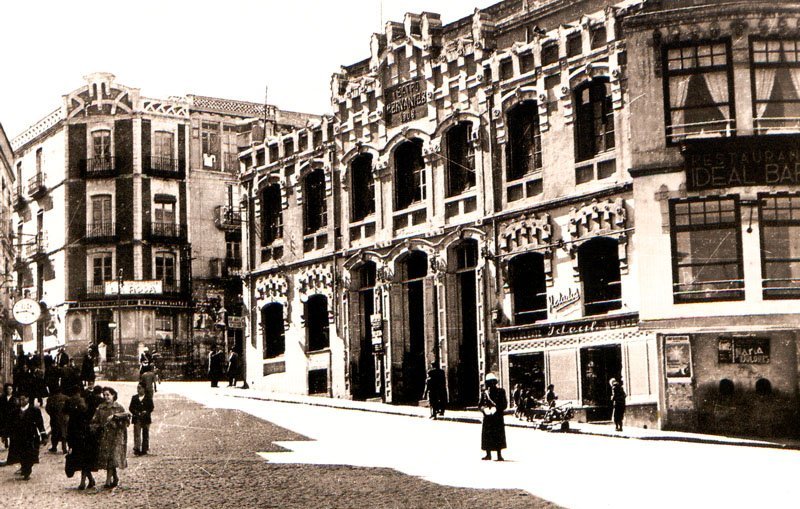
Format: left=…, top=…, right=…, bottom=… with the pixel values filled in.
left=478, top=373, right=507, bottom=461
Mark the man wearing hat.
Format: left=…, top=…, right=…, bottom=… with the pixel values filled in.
left=478, top=373, right=508, bottom=461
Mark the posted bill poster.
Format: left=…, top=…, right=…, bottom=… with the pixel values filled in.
left=665, top=335, right=692, bottom=382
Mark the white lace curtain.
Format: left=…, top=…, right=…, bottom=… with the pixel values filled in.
left=754, top=68, right=778, bottom=119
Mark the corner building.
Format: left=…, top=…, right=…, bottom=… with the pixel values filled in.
left=243, top=0, right=660, bottom=426
left=626, top=0, right=800, bottom=437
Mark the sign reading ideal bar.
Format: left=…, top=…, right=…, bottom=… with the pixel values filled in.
left=384, top=78, right=429, bottom=127
left=684, top=134, right=800, bottom=191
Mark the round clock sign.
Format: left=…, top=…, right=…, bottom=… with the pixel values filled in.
left=13, top=299, right=41, bottom=325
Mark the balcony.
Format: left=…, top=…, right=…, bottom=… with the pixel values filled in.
left=13, top=187, right=27, bottom=210
left=85, top=222, right=117, bottom=242
left=214, top=206, right=242, bottom=230
left=82, top=156, right=116, bottom=178
left=27, top=173, right=47, bottom=199
left=25, top=232, right=48, bottom=259
left=143, top=155, right=182, bottom=179
left=145, top=221, right=187, bottom=243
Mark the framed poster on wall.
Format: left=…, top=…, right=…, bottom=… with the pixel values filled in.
left=664, top=335, right=692, bottom=382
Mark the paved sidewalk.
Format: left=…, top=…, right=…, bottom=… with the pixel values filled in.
left=169, top=381, right=800, bottom=451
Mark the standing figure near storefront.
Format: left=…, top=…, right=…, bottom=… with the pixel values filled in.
left=226, top=350, right=239, bottom=387
left=90, top=387, right=130, bottom=488
left=80, top=348, right=96, bottom=388
left=422, top=361, right=447, bottom=419
left=0, top=383, right=17, bottom=449
left=478, top=373, right=507, bottom=461
left=129, top=383, right=154, bottom=456
left=5, top=394, right=47, bottom=480
left=208, top=345, right=224, bottom=388
left=610, top=378, right=626, bottom=431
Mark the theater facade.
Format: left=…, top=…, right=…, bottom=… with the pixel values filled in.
left=240, top=0, right=800, bottom=436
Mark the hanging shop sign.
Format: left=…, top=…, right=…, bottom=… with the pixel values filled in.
left=227, top=316, right=244, bottom=329
left=683, top=134, right=800, bottom=191
left=718, top=337, right=770, bottom=364
left=384, top=78, right=429, bottom=127
left=12, top=299, right=41, bottom=325
left=664, top=335, right=692, bottom=381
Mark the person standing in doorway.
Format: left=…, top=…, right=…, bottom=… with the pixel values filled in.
left=226, top=349, right=239, bottom=387
left=208, top=345, right=223, bottom=388
left=478, top=373, right=507, bottom=461
left=422, top=361, right=447, bottom=419
left=5, top=394, right=46, bottom=480
left=129, top=383, right=153, bottom=456
left=0, top=383, right=17, bottom=450
left=610, top=378, right=627, bottom=432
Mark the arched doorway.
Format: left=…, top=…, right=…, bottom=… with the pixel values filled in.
left=352, top=262, right=377, bottom=400
left=395, top=250, right=428, bottom=403
left=448, top=240, right=480, bottom=406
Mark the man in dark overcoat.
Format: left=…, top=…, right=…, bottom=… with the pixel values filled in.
left=208, top=345, right=224, bottom=388
left=423, top=361, right=447, bottom=419
left=80, top=348, right=96, bottom=387
left=226, top=350, right=240, bottom=387
left=6, top=394, right=47, bottom=480
left=0, top=383, right=18, bottom=449
left=478, top=373, right=507, bottom=461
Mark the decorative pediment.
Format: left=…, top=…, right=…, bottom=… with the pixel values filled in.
left=297, top=263, right=334, bottom=303
left=499, top=213, right=552, bottom=254
left=566, top=198, right=629, bottom=279
left=66, top=73, right=135, bottom=118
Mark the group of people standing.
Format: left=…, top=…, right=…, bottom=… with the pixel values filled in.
left=0, top=346, right=156, bottom=489
left=207, top=345, right=240, bottom=388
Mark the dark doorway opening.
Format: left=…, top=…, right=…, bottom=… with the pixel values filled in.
left=508, top=352, right=546, bottom=399
left=580, top=344, right=622, bottom=421
left=400, top=251, right=428, bottom=403
left=308, top=368, right=328, bottom=395
left=262, top=303, right=285, bottom=359
left=305, top=295, right=330, bottom=352
left=453, top=241, right=479, bottom=406
left=94, top=309, right=114, bottom=358
left=354, top=263, right=377, bottom=400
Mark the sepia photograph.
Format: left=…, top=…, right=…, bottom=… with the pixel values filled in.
left=0, top=0, right=799, bottom=507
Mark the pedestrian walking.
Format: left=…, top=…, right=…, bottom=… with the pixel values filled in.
left=611, top=378, right=627, bottom=432
left=478, top=373, right=507, bottom=461
left=139, top=347, right=153, bottom=375
left=45, top=386, right=69, bottom=453
left=208, top=345, right=223, bottom=388
left=64, top=386, right=97, bottom=490
left=129, top=383, right=154, bottom=456
left=80, top=348, right=96, bottom=388
left=5, top=394, right=47, bottom=480
left=422, top=361, right=447, bottom=419
left=90, top=387, right=130, bottom=488
left=139, top=365, right=158, bottom=399
left=85, top=385, right=103, bottom=417
left=0, top=383, right=17, bottom=449
left=226, top=350, right=239, bottom=387
left=55, top=347, right=70, bottom=368
left=30, top=368, right=48, bottom=407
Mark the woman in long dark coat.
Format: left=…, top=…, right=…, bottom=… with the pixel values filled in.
left=65, top=387, right=97, bottom=489
left=611, top=378, right=627, bottom=432
left=478, top=373, right=508, bottom=461
left=90, top=387, right=130, bottom=488
left=0, top=383, right=17, bottom=449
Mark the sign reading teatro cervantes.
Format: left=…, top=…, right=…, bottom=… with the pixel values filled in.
left=384, top=78, right=429, bottom=127
left=683, top=134, right=800, bottom=191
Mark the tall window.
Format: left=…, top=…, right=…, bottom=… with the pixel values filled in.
left=760, top=194, right=800, bottom=299
left=303, top=168, right=327, bottom=235
left=155, top=252, right=177, bottom=290
left=260, top=184, right=283, bottom=245
left=350, top=154, right=375, bottom=222
left=306, top=295, right=330, bottom=352
left=90, top=195, right=113, bottom=237
left=154, top=131, right=174, bottom=160
left=506, top=102, right=542, bottom=180
left=664, top=41, right=733, bottom=142
left=445, top=122, right=476, bottom=197
left=92, top=130, right=111, bottom=162
left=752, top=38, right=800, bottom=133
left=154, top=200, right=176, bottom=236
left=201, top=123, right=220, bottom=169
left=575, top=79, right=615, bottom=161
left=394, top=139, right=426, bottom=210
left=262, top=303, right=285, bottom=359
left=91, top=252, right=113, bottom=293
left=226, top=240, right=241, bottom=267
left=670, top=197, right=743, bottom=303
left=578, top=238, right=622, bottom=316
left=509, top=252, right=547, bottom=324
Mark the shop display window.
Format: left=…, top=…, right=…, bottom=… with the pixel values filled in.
left=751, top=38, right=800, bottom=134
left=670, top=196, right=744, bottom=303
left=759, top=193, right=800, bottom=299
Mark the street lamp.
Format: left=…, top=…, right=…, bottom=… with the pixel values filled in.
left=116, top=269, right=123, bottom=374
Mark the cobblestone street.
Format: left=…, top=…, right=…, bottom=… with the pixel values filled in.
left=0, top=384, right=551, bottom=509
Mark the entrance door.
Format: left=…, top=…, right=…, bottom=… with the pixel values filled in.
left=456, top=270, right=479, bottom=405
left=580, top=345, right=622, bottom=421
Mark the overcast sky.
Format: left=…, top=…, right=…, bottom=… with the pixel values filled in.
left=0, top=0, right=497, bottom=139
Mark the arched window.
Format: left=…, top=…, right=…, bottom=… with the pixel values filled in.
left=350, top=154, right=375, bottom=222
left=578, top=238, right=622, bottom=316
left=445, top=122, right=475, bottom=197
left=506, top=101, right=542, bottom=180
left=303, top=168, right=327, bottom=235
left=305, top=295, right=330, bottom=351
left=574, top=79, right=614, bottom=162
left=260, top=184, right=283, bottom=246
left=394, top=139, right=426, bottom=210
left=755, top=378, right=772, bottom=396
left=509, top=252, right=547, bottom=324
left=262, top=303, right=285, bottom=359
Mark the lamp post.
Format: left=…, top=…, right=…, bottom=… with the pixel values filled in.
left=116, top=269, right=123, bottom=373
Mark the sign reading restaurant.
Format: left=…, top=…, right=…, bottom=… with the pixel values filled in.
left=384, top=78, right=429, bottom=127
left=683, top=134, right=800, bottom=191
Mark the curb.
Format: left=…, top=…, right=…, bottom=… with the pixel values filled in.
left=216, top=390, right=800, bottom=452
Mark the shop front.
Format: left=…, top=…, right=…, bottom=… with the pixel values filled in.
left=499, top=313, right=659, bottom=427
